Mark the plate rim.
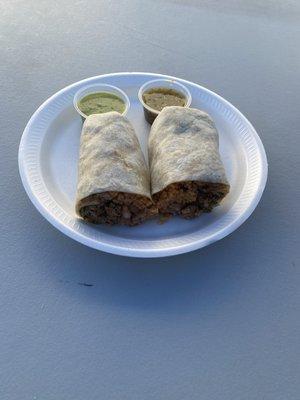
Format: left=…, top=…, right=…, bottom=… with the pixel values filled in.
left=18, top=72, right=268, bottom=258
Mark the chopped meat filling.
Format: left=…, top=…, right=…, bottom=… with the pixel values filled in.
left=153, top=181, right=229, bottom=219
left=78, top=191, right=157, bottom=226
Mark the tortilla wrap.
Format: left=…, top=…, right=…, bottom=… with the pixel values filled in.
left=76, top=112, right=156, bottom=225
left=148, top=106, right=229, bottom=218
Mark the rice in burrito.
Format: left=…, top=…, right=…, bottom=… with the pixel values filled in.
left=76, top=112, right=157, bottom=225
left=148, top=106, right=230, bottom=218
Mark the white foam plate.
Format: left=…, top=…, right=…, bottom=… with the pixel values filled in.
left=19, top=72, right=267, bottom=257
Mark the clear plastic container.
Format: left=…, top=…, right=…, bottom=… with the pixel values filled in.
left=73, top=83, right=130, bottom=119
left=138, top=78, right=192, bottom=124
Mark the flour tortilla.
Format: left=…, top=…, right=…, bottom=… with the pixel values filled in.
left=76, top=112, right=156, bottom=225
left=148, top=106, right=229, bottom=217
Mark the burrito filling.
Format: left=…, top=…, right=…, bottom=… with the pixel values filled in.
left=78, top=191, right=157, bottom=226
left=153, top=181, right=229, bottom=218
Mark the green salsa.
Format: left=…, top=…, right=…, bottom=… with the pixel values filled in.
left=78, top=92, right=125, bottom=116
left=142, top=87, right=186, bottom=112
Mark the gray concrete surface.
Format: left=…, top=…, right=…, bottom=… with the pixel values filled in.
left=1, top=1, right=299, bottom=399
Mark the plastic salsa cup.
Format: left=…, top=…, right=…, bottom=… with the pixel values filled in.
left=73, top=83, right=130, bottom=120
left=138, top=78, right=192, bottom=124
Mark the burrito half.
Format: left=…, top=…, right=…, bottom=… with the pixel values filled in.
left=148, top=106, right=230, bottom=218
left=76, top=112, right=157, bottom=225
